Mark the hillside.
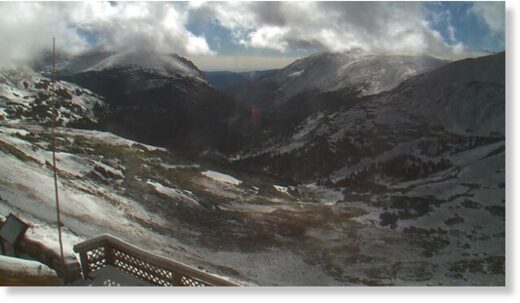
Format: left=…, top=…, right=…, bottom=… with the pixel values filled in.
left=229, top=51, right=447, bottom=110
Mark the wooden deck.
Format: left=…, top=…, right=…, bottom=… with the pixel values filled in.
left=73, top=234, right=238, bottom=287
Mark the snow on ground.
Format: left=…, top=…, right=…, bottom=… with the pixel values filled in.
left=302, top=184, right=344, bottom=206
left=0, top=127, right=30, bottom=136
left=91, top=159, right=124, bottom=178
left=0, top=118, right=504, bottom=286
left=288, top=70, right=304, bottom=78
left=85, top=51, right=204, bottom=80
left=0, top=127, right=182, bottom=260
left=146, top=179, right=199, bottom=206
left=55, top=127, right=168, bottom=152
left=160, top=163, right=200, bottom=170
left=54, top=152, right=93, bottom=177
left=292, top=112, right=324, bottom=141
left=201, top=170, right=242, bottom=185
left=207, top=248, right=348, bottom=286
left=0, top=66, right=104, bottom=125
left=273, top=185, right=290, bottom=195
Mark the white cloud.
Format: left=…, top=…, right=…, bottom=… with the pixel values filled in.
left=0, top=2, right=213, bottom=66
left=471, top=1, right=505, bottom=34
left=195, top=1, right=471, bottom=59
left=240, top=26, right=290, bottom=51
left=0, top=1, right=500, bottom=70
left=188, top=54, right=301, bottom=72
left=0, top=2, right=88, bottom=65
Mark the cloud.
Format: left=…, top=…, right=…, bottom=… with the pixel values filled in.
left=471, top=1, right=505, bottom=34
left=193, top=1, right=472, bottom=59
left=0, top=1, right=503, bottom=70
left=188, top=54, right=301, bottom=72
left=0, top=2, right=87, bottom=66
left=0, top=2, right=213, bottom=66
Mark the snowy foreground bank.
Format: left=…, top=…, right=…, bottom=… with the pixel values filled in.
left=0, top=123, right=504, bottom=285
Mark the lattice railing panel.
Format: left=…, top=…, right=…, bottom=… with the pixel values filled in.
left=112, top=248, right=176, bottom=286
left=74, top=235, right=235, bottom=286
left=180, top=275, right=206, bottom=287
left=86, top=246, right=106, bottom=272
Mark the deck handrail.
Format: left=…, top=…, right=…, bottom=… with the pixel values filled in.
left=73, top=234, right=238, bottom=286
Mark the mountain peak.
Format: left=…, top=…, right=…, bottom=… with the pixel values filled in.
left=231, top=51, right=448, bottom=110
left=32, top=50, right=204, bottom=80
left=85, top=50, right=203, bottom=78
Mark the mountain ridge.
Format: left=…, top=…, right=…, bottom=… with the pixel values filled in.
left=228, top=51, right=449, bottom=111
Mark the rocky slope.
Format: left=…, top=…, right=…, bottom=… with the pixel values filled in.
left=0, top=65, right=104, bottom=128
left=229, top=51, right=447, bottom=111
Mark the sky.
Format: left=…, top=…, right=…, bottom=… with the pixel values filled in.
left=0, top=1, right=506, bottom=71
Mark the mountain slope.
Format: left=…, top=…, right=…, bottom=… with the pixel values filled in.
left=230, top=51, right=447, bottom=110
left=33, top=50, right=204, bottom=79
left=45, top=51, right=251, bottom=153
left=232, top=52, right=505, bottom=181
left=0, top=65, right=104, bottom=128
left=381, top=52, right=505, bottom=135
left=227, top=53, right=505, bottom=286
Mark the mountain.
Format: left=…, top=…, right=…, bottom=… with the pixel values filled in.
left=83, top=51, right=204, bottom=79
left=33, top=49, right=203, bottom=79
left=232, top=52, right=505, bottom=181
left=35, top=50, right=251, bottom=154
left=230, top=51, right=447, bottom=111
left=382, top=52, right=505, bottom=135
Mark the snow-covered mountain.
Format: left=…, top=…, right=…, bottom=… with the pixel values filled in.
left=233, top=52, right=504, bottom=180
left=84, top=51, right=204, bottom=79
left=34, top=50, right=204, bottom=80
left=230, top=51, right=447, bottom=110
left=34, top=50, right=251, bottom=153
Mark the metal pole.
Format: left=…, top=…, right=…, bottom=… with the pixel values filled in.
left=51, top=37, right=66, bottom=269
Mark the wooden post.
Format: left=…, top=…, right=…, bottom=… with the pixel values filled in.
left=79, top=251, right=90, bottom=280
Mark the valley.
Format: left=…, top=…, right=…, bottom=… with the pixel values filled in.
left=0, top=50, right=505, bottom=286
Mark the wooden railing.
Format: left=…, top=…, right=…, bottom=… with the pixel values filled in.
left=73, top=234, right=237, bottom=286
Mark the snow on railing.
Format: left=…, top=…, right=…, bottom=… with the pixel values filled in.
left=73, top=234, right=238, bottom=287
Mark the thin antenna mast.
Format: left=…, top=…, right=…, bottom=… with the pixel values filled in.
left=51, top=37, right=66, bottom=269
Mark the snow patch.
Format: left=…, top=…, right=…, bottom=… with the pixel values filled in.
left=201, top=170, right=242, bottom=185
left=273, top=185, right=290, bottom=195
left=288, top=70, right=304, bottom=78
left=146, top=180, right=199, bottom=206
